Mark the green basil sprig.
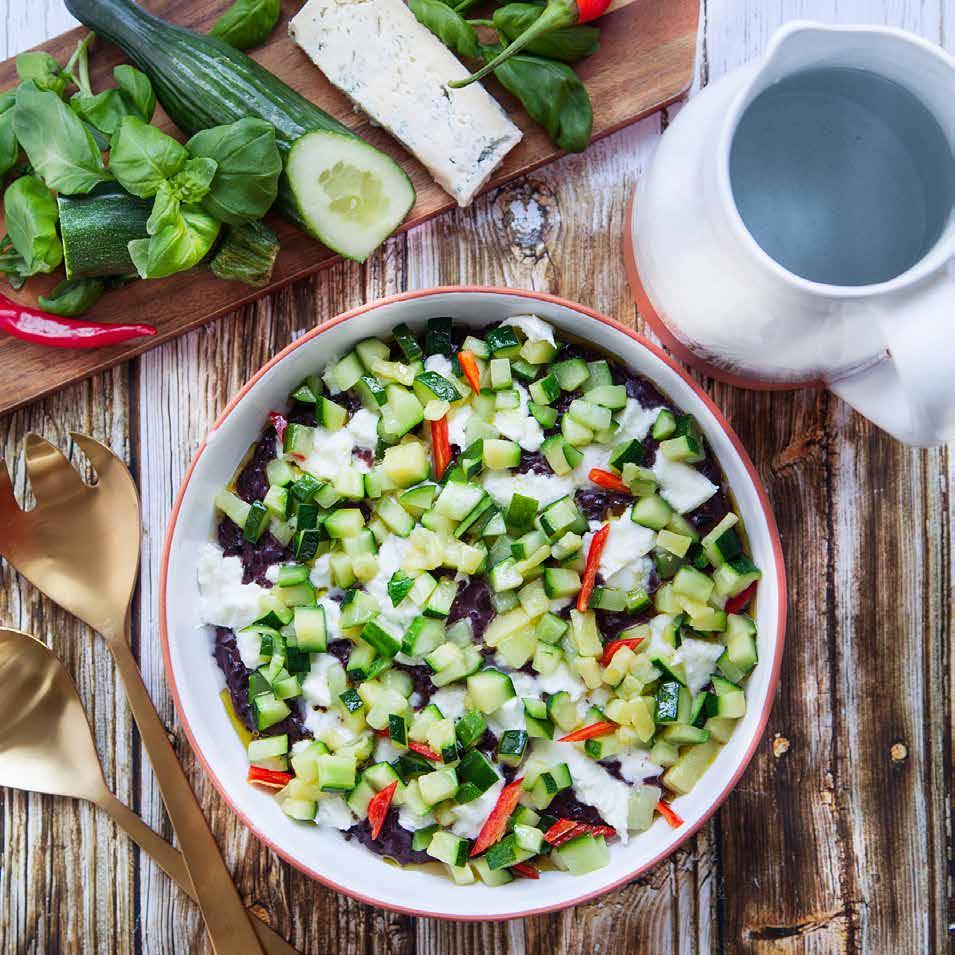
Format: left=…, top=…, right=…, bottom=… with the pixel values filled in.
left=109, top=116, right=189, bottom=198
left=409, top=0, right=481, bottom=58
left=0, top=92, right=18, bottom=178
left=128, top=205, right=221, bottom=280
left=13, top=81, right=111, bottom=195
left=185, top=118, right=282, bottom=224
left=492, top=4, right=599, bottom=62
left=114, top=65, right=156, bottom=122
left=38, top=277, right=106, bottom=316
left=209, top=0, right=281, bottom=51
left=15, top=51, right=69, bottom=98
left=484, top=44, right=592, bottom=153
left=3, top=174, right=63, bottom=277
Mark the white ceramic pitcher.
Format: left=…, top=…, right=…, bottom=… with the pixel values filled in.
left=625, top=21, right=955, bottom=447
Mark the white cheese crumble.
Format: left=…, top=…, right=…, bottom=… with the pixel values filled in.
left=674, top=637, right=726, bottom=695
left=310, top=552, right=333, bottom=590
left=398, top=804, right=436, bottom=832
left=450, top=779, right=504, bottom=838
left=197, top=544, right=267, bottom=630
left=617, top=400, right=664, bottom=442
left=346, top=409, right=380, bottom=449
left=303, top=426, right=355, bottom=481
left=532, top=741, right=633, bottom=843
left=301, top=652, right=342, bottom=707
left=481, top=469, right=574, bottom=508
left=363, top=536, right=418, bottom=633
left=615, top=746, right=663, bottom=784
left=501, top=315, right=556, bottom=347
left=486, top=695, right=526, bottom=735
left=446, top=401, right=474, bottom=449
left=424, top=353, right=455, bottom=379
left=599, top=508, right=656, bottom=591
left=535, top=664, right=587, bottom=700
left=430, top=685, right=468, bottom=722
left=493, top=383, right=543, bottom=452
left=316, top=796, right=355, bottom=830
left=321, top=353, right=342, bottom=395
left=652, top=454, right=718, bottom=513
left=289, top=0, right=522, bottom=207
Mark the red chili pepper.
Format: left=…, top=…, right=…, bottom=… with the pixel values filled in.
left=431, top=415, right=452, bottom=480
left=589, top=468, right=631, bottom=495
left=512, top=861, right=540, bottom=879
left=575, top=823, right=617, bottom=839
left=600, top=637, right=644, bottom=667
left=457, top=349, right=482, bottom=394
left=247, top=766, right=293, bottom=789
left=577, top=523, right=610, bottom=612
left=656, top=800, right=683, bottom=829
left=543, top=818, right=580, bottom=846
left=368, top=780, right=399, bottom=839
left=0, top=293, right=156, bottom=349
left=725, top=582, right=757, bottom=615
left=269, top=411, right=289, bottom=443
left=407, top=740, right=442, bottom=762
left=470, top=776, right=524, bottom=857
left=449, top=0, right=612, bottom=88
left=558, top=720, right=617, bottom=743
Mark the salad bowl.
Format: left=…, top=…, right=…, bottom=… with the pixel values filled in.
left=160, top=286, right=786, bottom=920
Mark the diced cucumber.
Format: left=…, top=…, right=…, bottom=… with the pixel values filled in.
left=293, top=605, right=327, bottom=651
left=426, top=318, right=454, bottom=356
left=539, top=435, right=581, bottom=476
left=473, top=857, right=514, bottom=886
left=711, top=674, right=746, bottom=718
left=467, top=669, right=516, bottom=714
left=485, top=325, right=521, bottom=358
left=568, top=398, right=612, bottom=432
left=427, top=830, right=471, bottom=868
left=215, top=488, right=252, bottom=529
left=561, top=414, right=593, bottom=447
left=652, top=409, right=677, bottom=440
left=381, top=441, right=429, bottom=489
left=497, top=729, right=529, bottom=766
left=712, top=555, right=762, bottom=597
left=455, top=711, right=489, bottom=750
left=435, top=482, right=486, bottom=521
left=632, top=494, right=673, bottom=530
left=325, top=508, right=365, bottom=539
left=483, top=438, right=521, bottom=470
left=542, top=566, right=581, bottom=599
left=529, top=373, right=561, bottom=405
left=552, top=358, right=590, bottom=391
left=360, top=620, right=401, bottom=657
left=419, top=767, right=459, bottom=805
left=402, top=615, right=446, bottom=657
left=660, top=434, right=705, bottom=463
left=661, top=739, right=720, bottom=795
left=552, top=834, right=609, bottom=876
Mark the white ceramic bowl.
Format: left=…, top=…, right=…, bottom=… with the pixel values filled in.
left=160, top=287, right=786, bottom=921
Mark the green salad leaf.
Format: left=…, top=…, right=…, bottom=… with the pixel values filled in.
left=209, top=0, right=281, bottom=51
left=38, top=277, right=106, bottom=316
left=128, top=205, right=220, bottom=279
left=15, top=51, right=68, bottom=97
left=408, top=0, right=480, bottom=58
left=3, top=174, right=63, bottom=276
left=0, top=92, right=19, bottom=178
left=70, top=88, right=131, bottom=137
left=113, top=65, right=156, bottom=122
left=13, top=81, right=111, bottom=194
left=185, top=118, right=281, bottom=225
left=109, top=115, right=187, bottom=198
left=485, top=46, right=592, bottom=152
left=492, top=4, right=599, bottom=62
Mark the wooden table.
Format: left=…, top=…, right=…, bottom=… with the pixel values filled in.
left=1, top=1, right=951, bottom=952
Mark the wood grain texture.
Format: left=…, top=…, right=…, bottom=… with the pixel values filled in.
left=0, top=0, right=699, bottom=416
left=2, top=1, right=953, bottom=953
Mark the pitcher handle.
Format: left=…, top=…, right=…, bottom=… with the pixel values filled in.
left=830, top=265, right=955, bottom=447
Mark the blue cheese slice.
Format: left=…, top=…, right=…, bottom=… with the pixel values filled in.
left=289, top=0, right=523, bottom=207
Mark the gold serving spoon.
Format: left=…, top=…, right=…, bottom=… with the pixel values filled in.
left=0, top=628, right=299, bottom=955
left=0, top=434, right=265, bottom=955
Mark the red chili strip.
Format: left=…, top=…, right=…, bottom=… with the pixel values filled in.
left=656, top=800, right=684, bottom=829
left=577, top=522, right=610, bottom=612
left=511, top=861, right=540, bottom=879
left=247, top=766, right=293, bottom=789
left=543, top=818, right=579, bottom=846
left=431, top=415, right=452, bottom=480
left=558, top=720, right=617, bottom=743
left=600, top=637, right=644, bottom=667
left=0, top=293, right=155, bottom=349
left=588, top=468, right=631, bottom=495
left=367, top=781, right=399, bottom=840
left=575, top=0, right=613, bottom=22
left=407, top=740, right=442, bottom=762
left=470, top=777, right=525, bottom=857
left=725, top=582, right=757, bottom=614
left=457, top=349, right=482, bottom=394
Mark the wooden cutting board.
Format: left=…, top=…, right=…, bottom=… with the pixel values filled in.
left=0, top=0, right=698, bottom=415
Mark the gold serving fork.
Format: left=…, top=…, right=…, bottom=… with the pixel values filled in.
left=0, top=433, right=266, bottom=955
left=0, top=627, right=299, bottom=955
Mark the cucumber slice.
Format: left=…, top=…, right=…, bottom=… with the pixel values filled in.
left=285, top=130, right=414, bottom=263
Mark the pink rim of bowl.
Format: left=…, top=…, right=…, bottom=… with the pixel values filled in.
left=159, top=286, right=787, bottom=921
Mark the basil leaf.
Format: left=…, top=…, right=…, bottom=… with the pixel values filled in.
left=3, top=174, right=63, bottom=276
left=38, top=277, right=106, bottom=316
left=146, top=181, right=182, bottom=236
left=109, top=115, right=187, bottom=198
left=209, top=219, right=280, bottom=287
left=185, top=118, right=281, bottom=225
left=486, top=47, right=592, bottom=152
left=492, top=4, right=600, bottom=62
left=209, top=0, right=281, bottom=51
left=128, top=205, right=220, bottom=279
left=113, top=65, right=156, bottom=122
left=70, top=88, right=132, bottom=137
left=0, top=97, right=18, bottom=178
left=13, top=82, right=111, bottom=194
left=16, top=51, right=68, bottom=98
left=169, top=156, right=218, bottom=204
left=409, top=0, right=480, bottom=58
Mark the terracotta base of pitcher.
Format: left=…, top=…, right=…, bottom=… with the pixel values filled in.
left=622, top=195, right=824, bottom=392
